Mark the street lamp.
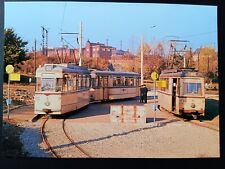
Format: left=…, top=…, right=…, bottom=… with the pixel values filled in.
left=140, top=25, right=157, bottom=85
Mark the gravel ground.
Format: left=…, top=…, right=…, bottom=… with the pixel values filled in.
left=3, top=95, right=219, bottom=158
left=17, top=119, right=220, bottom=158
left=63, top=120, right=219, bottom=158
left=18, top=121, right=50, bottom=158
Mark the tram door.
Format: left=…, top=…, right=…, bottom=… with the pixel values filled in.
left=103, top=76, right=108, bottom=100
left=172, top=78, right=177, bottom=111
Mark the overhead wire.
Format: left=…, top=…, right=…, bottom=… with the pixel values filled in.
left=181, top=30, right=217, bottom=39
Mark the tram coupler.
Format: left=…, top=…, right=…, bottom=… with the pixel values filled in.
left=31, top=114, right=45, bottom=122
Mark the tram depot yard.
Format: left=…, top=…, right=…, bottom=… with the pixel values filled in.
left=2, top=85, right=219, bottom=158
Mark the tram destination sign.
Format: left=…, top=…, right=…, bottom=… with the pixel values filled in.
left=10, top=73, right=20, bottom=81
left=156, top=80, right=167, bottom=88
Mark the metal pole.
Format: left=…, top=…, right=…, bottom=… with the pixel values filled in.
left=7, top=75, right=10, bottom=120
left=154, top=79, right=156, bottom=125
left=141, top=35, right=144, bottom=85
left=34, top=39, right=37, bottom=91
left=79, top=21, right=82, bottom=66
left=46, top=30, right=48, bottom=56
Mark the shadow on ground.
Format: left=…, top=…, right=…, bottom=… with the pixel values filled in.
left=57, top=97, right=146, bottom=119
left=202, top=99, right=219, bottom=121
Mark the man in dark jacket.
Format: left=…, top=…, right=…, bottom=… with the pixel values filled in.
left=143, top=85, right=148, bottom=103
left=140, top=85, right=144, bottom=103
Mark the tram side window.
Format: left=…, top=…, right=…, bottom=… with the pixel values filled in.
left=129, top=78, right=134, bottom=86
left=125, top=77, right=129, bottom=86
left=78, top=75, right=82, bottom=90
left=113, top=77, right=117, bottom=86
left=91, top=77, right=98, bottom=88
left=99, top=76, right=104, bottom=87
left=183, top=83, right=202, bottom=95
left=116, top=77, right=121, bottom=86
left=56, top=79, right=63, bottom=92
left=67, top=78, right=74, bottom=91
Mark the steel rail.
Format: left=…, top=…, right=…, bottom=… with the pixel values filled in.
left=62, top=119, right=92, bottom=158
left=159, top=106, right=219, bottom=132
left=41, top=117, right=61, bottom=158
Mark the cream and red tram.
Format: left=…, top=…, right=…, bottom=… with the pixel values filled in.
left=157, top=68, right=205, bottom=119
left=35, top=64, right=90, bottom=115
left=90, top=70, right=141, bottom=101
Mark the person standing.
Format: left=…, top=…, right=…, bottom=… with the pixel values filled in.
left=140, top=85, right=144, bottom=103
left=143, top=85, right=148, bottom=103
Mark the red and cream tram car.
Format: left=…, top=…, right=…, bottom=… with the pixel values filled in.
left=34, top=64, right=90, bottom=115
left=89, top=70, right=141, bottom=101
left=157, top=68, right=205, bottom=119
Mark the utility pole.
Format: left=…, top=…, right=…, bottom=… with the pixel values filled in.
left=46, top=29, right=48, bottom=56
left=198, top=47, right=201, bottom=71
left=34, top=39, right=37, bottom=91
left=120, top=40, right=122, bottom=50
left=41, top=26, right=48, bottom=56
left=141, top=35, right=144, bottom=85
left=42, top=26, right=45, bottom=55
left=79, top=21, right=83, bottom=66
left=106, top=38, right=109, bottom=46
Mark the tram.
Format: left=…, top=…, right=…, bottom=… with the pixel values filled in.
left=34, top=64, right=90, bottom=115
left=157, top=68, right=205, bottom=119
left=89, top=70, right=141, bottom=101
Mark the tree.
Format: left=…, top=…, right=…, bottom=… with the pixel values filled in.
left=4, top=28, right=29, bottom=69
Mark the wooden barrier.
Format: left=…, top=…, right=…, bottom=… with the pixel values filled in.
left=110, top=105, right=146, bottom=123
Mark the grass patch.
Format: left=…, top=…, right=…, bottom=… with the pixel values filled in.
left=1, top=121, right=28, bottom=157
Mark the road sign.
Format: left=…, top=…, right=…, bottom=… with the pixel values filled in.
left=156, top=80, right=167, bottom=88
left=10, top=73, right=20, bottom=81
left=6, top=99, right=12, bottom=105
left=151, top=104, right=157, bottom=111
left=151, top=72, right=159, bottom=81
left=5, top=65, right=14, bottom=74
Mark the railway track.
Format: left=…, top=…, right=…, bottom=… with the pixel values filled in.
left=158, top=107, right=219, bottom=132
left=41, top=117, right=92, bottom=158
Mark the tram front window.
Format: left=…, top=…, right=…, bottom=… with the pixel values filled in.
left=41, top=78, right=56, bottom=91
left=184, top=83, right=202, bottom=95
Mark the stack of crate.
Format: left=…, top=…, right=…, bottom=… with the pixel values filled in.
left=110, top=105, right=146, bottom=123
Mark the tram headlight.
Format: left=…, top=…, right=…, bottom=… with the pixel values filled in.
left=191, top=103, right=195, bottom=108
left=45, top=101, right=50, bottom=106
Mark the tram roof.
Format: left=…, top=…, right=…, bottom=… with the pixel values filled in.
left=36, top=64, right=90, bottom=77
left=160, top=68, right=204, bottom=78
left=91, top=70, right=140, bottom=77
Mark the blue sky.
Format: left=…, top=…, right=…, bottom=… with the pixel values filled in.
left=5, top=2, right=217, bottom=53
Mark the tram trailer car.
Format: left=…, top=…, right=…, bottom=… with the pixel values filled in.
left=34, top=64, right=90, bottom=115
left=89, top=70, right=141, bottom=101
left=157, top=68, right=205, bottom=119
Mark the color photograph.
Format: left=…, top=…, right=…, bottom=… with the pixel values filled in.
left=1, top=1, right=219, bottom=158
